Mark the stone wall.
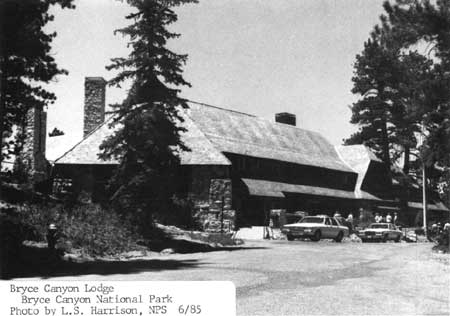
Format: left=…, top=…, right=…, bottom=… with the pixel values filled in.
left=83, top=77, right=106, bottom=137
left=204, top=179, right=235, bottom=232
left=188, top=166, right=235, bottom=232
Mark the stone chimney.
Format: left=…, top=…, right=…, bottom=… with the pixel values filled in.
left=275, top=112, right=296, bottom=126
left=20, top=106, right=48, bottom=182
left=83, top=77, right=106, bottom=136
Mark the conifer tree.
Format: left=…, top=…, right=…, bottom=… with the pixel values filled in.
left=383, top=0, right=450, bottom=170
left=383, top=0, right=450, bottom=205
left=346, top=10, right=433, bottom=175
left=0, top=0, right=74, bottom=191
left=99, top=0, right=196, bottom=230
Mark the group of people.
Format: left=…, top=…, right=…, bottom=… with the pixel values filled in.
left=431, top=222, right=450, bottom=234
left=332, top=210, right=400, bottom=232
left=374, top=212, right=398, bottom=225
left=333, top=211, right=354, bottom=233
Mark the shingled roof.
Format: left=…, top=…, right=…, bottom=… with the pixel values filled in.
left=336, top=145, right=382, bottom=199
left=55, top=102, right=353, bottom=173
left=55, top=111, right=231, bottom=166
left=242, top=178, right=375, bottom=200
left=186, top=102, right=353, bottom=172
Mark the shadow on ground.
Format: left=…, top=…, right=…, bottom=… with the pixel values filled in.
left=1, top=244, right=202, bottom=279
left=148, top=238, right=266, bottom=254
left=2, top=242, right=266, bottom=279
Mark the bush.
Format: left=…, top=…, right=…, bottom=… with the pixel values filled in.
left=18, top=203, right=139, bottom=257
left=154, top=196, right=194, bottom=229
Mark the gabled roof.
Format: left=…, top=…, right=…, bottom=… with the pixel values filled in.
left=55, top=112, right=231, bottom=165
left=336, top=145, right=382, bottom=198
left=55, top=115, right=119, bottom=165
left=242, top=178, right=380, bottom=200
left=186, top=102, right=353, bottom=172
left=55, top=102, right=353, bottom=173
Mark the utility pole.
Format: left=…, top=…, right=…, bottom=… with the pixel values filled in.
left=220, top=196, right=224, bottom=234
left=420, top=122, right=427, bottom=238
left=422, top=165, right=427, bottom=237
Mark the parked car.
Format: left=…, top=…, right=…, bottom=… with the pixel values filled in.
left=358, top=223, right=403, bottom=242
left=281, top=215, right=349, bottom=242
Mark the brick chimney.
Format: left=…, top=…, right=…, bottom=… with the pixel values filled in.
left=83, top=77, right=106, bottom=136
left=275, top=112, right=296, bottom=126
left=20, top=106, right=48, bottom=182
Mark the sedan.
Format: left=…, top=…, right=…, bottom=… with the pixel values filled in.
left=358, top=223, right=403, bottom=242
left=282, top=215, right=349, bottom=242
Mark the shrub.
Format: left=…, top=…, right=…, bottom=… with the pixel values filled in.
left=18, top=203, right=139, bottom=257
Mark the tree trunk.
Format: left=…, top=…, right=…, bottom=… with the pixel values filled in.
left=0, top=59, right=5, bottom=199
left=403, top=146, right=410, bottom=175
left=0, top=3, right=5, bottom=198
left=380, top=115, right=390, bottom=172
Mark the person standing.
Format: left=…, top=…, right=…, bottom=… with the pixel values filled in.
left=386, top=213, right=392, bottom=223
left=346, top=213, right=354, bottom=233
left=333, top=211, right=344, bottom=225
left=374, top=213, right=382, bottom=223
left=393, top=212, right=398, bottom=225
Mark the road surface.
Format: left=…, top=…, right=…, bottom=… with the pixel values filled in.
left=16, top=240, right=450, bottom=315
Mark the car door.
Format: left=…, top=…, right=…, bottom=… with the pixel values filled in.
left=330, top=218, right=340, bottom=238
left=323, top=218, right=333, bottom=238
left=391, top=224, right=401, bottom=239
left=387, top=224, right=396, bottom=239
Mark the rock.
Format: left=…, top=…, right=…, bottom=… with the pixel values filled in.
left=348, top=233, right=362, bottom=242
left=405, top=231, right=417, bottom=242
left=63, top=253, right=93, bottom=263
left=416, top=235, right=429, bottom=243
left=160, top=248, right=175, bottom=255
left=22, top=240, right=47, bottom=248
left=122, top=250, right=146, bottom=258
left=233, top=239, right=245, bottom=245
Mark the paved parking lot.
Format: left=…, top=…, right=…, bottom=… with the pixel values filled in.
left=18, top=240, right=450, bottom=316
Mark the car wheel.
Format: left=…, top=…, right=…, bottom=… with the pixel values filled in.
left=287, top=234, right=294, bottom=241
left=394, top=235, right=401, bottom=243
left=311, top=230, right=321, bottom=242
left=335, top=231, right=344, bottom=242
left=382, top=234, right=388, bottom=243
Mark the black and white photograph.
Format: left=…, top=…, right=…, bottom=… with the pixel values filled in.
left=1, top=0, right=450, bottom=315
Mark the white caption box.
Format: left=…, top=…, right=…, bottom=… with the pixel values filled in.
left=0, top=281, right=235, bottom=316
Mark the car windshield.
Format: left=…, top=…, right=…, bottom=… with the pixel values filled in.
left=299, top=217, right=324, bottom=224
left=369, top=224, right=389, bottom=229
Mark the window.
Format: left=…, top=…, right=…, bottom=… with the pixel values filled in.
left=300, top=217, right=324, bottom=224
left=370, top=224, right=389, bottom=229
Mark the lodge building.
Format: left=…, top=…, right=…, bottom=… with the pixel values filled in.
left=24, top=77, right=449, bottom=230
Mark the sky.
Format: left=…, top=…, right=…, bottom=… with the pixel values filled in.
left=45, top=0, right=387, bottom=161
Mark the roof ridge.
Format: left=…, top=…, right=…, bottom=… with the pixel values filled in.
left=53, top=115, right=115, bottom=164
left=187, top=100, right=256, bottom=117
left=187, top=99, right=325, bottom=138
left=334, top=145, right=359, bottom=172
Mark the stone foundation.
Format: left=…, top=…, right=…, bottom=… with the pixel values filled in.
left=192, top=178, right=236, bottom=232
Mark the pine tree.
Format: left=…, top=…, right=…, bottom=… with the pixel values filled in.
left=0, top=0, right=74, bottom=184
left=384, top=0, right=450, bottom=203
left=99, top=0, right=196, bottom=231
left=346, top=11, right=433, bottom=175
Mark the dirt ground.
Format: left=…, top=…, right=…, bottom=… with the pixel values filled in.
left=14, top=240, right=450, bottom=316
